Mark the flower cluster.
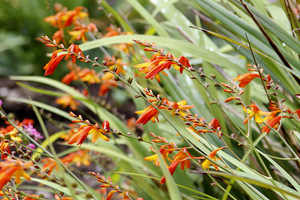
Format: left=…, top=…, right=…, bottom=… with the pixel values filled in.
left=134, top=40, right=191, bottom=81
left=68, top=112, right=111, bottom=146
left=144, top=133, right=227, bottom=183
left=224, top=64, right=298, bottom=134
left=0, top=158, right=32, bottom=190
left=44, top=4, right=95, bottom=44
left=135, top=88, right=194, bottom=124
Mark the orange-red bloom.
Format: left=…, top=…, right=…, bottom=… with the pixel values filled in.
left=62, top=67, right=100, bottom=85
left=135, top=105, right=159, bottom=124
left=160, top=147, right=199, bottom=184
left=0, top=140, right=10, bottom=159
left=61, top=150, right=91, bottom=167
left=44, top=43, right=83, bottom=76
left=68, top=23, right=97, bottom=42
left=208, top=118, right=221, bottom=130
left=233, top=73, right=260, bottom=88
left=202, top=146, right=227, bottom=170
left=243, top=103, right=270, bottom=124
left=144, top=144, right=175, bottom=166
left=0, top=159, right=32, bottom=190
left=135, top=53, right=191, bottom=81
left=44, top=6, right=88, bottom=29
left=163, top=98, right=194, bottom=116
left=262, top=116, right=289, bottom=134
left=68, top=121, right=110, bottom=146
left=41, top=158, right=58, bottom=175
left=98, top=72, right=118, bottom=96
left=56, top=95, right=80, bottom=110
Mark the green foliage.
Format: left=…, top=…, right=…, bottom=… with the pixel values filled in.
left=1, top=0, right=300, bottom=200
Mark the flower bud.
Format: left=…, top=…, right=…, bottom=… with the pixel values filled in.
left=102, top=120, right=110, bottom=131
left=114, top=76, right=120, bottom=81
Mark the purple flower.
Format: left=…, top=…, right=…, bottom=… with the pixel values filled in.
left=23, top=123, right=43, bottom=140
left=0, top=100, right=2, bottom=107
left=27, top=143, right=36, bottom=149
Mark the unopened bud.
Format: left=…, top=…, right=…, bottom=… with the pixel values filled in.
left=102, top=120, right=110, bottom=131
left=127, top=77, right=133, bottom=84
left=114, top=76, right=120, bottom=81
left=112, top=66, right=118, bottom=72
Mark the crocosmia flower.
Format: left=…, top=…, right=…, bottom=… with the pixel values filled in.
left=202, top=146, right=227, bottom=170
left=233, top=73, right=260, bottom=88
left=68, top=121, right=110, bottom=146
left=0, top=159, right=32, bottom=190
left=135, top=105, right=159, bottom=124
left=43, top=43, right=83, bottom=76
left=243, top=103, right=270, bottom=124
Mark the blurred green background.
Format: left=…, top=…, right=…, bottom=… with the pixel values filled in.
left=0, top=0, right=116, bottom=76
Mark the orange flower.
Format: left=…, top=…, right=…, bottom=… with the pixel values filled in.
left=208, top=118, right=221, bottom=130
left=104, top=56, right=127, bottom=75
left=52, top=30, right=64, bottom=44
left=68, top=121, right=110, bottom=146
left=202, top=146, right=227, bottom=170
left=160, top=148, right=198, bottom=184
left=163, top=98, right=194, bottom=116
left=61, top=150, right=91, bottom=167
left=135, top=105, right=159, bottom=124
left=41, top=158, right=58, bottom=175
left=44, top=43, right=83, bottom=76
left=243, top=103, right=270, bottom=124
left=56, top=95, right=80, bottom=110
left=233, top=73, right=260, bottom=88
left=0, top=140, right=10, bottom=159
left=62, top=66, right=100, bottom=85
left=0, top=159, right=32, bottom=190
left=262, top=116, right=289, bottom=134
left=144, top=144, right=175, bottom=166
left=44, top=6, right=88, bottom=29
left=68, top=23, right=97, bottom=42
left=135, top=53, right=173, bottom=80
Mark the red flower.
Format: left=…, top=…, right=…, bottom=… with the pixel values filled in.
left=43, top=44, right=83, bottom=76
left=135, top=105, right=159, bottom=124
left=135, top=53, right=191, bottom=80
left=144, top=144, right=175, bottom=166
left=68, top=121, right=110, bottom=146
left=43, top=50, right=66, bottom=76
left=262, top=116, right=289, bottom=134
left=233, top=73, right=260, bottom=88
left=0, top=159, right=32, bottom=190
left=160, top=148, right=198, bottom=184
left=208, top=118, right=221, bottom=130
